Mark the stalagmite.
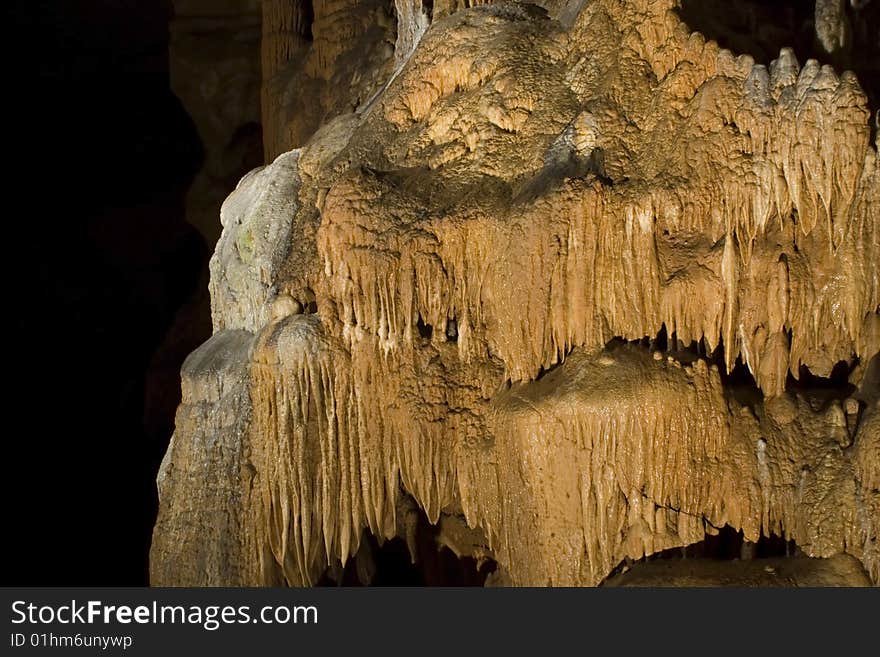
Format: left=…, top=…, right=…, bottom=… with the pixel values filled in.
left=151, top=330, right=255, bottom=585
left=153, top=0, right=880, bottom=586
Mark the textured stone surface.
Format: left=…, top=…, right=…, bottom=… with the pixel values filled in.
left=152, top=0, right=880, bottom=586
left=151, top=330, right=254, bottom=585
left=603, top=553, right=873, bottom=586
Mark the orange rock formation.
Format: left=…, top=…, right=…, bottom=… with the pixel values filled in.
left=152, top=0, right=879, bottom=586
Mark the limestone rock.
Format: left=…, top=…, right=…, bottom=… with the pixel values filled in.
left=151, top=330, right=255, bottom=586
left=603, top=553, right=873, bottom=586
left=153, top=0, right=880, bottom=586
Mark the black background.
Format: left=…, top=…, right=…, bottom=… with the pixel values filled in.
left=8, top=0, right=207, bottom=585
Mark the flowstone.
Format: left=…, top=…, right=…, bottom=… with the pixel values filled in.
left=152, top=0, right=879, bottom=586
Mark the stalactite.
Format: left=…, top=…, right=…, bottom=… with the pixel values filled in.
left=394, top=1, right=431, bottom=68
left=154, top=0, right=880, bottom=587
left=313, top=0, right=878, bottom=396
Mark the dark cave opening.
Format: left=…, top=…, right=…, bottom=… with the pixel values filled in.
left=318, top=503, right=496, bottom=586
left=677, top=525, right=799, bottom=560
left=679, top=0, right=819, bottom=65
left=446, top=317, right=459, bottom=342
left=602, top=525, right=803, bottom=585
left=297, top=0, right=315, bottom=42
left=317, top=535, right=493, bottom=586
left=630, top=324, right=759, bottom=390
left=678, top=0, right=880, bottom=136
left=416, top=315, right=434, bottom=339
left=630, top=324, right=861, bottom=411
left=301, top=287, right=319, bottom=314
left=792, top=359, right=856, bottom=394
left=10, top=0, right=876, bottom=589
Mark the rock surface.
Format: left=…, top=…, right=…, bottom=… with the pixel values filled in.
left=170, top=0, right=263, bottom=244
left=152, top=0, right=880, bottom=586
left=603, top=553, right=873, bottom=586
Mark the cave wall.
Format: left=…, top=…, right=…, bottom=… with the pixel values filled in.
left=152, top=0, right=879, bottom=586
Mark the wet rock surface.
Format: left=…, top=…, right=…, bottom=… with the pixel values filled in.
left=152, top=0, right=879, bottom=586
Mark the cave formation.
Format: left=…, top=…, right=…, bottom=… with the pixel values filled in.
left=151, top=0, right=880, bottom=587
